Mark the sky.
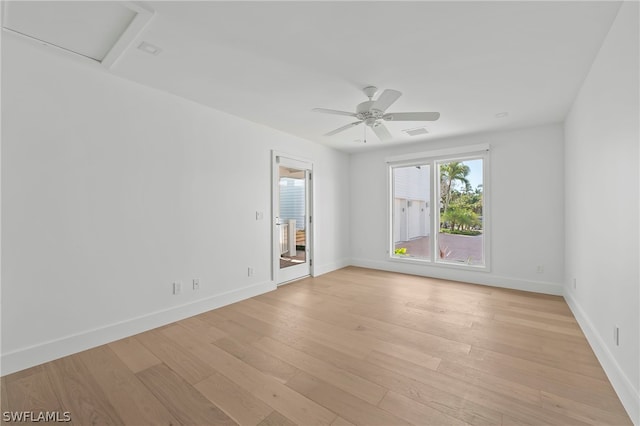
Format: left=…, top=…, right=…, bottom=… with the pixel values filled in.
left=464, top=159, right=483, bottom=190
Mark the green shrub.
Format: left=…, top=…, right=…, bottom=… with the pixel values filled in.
left=439, top=228, right=482, bottom=236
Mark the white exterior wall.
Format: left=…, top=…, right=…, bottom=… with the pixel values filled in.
left=393, top=166, right=430, bottom=201
left=393, top=166, right=430, bottom=241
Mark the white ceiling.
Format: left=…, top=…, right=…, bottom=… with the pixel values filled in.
left=12, top=1, right=624, bottom=152
left=3, top=1, right=136, bottom=61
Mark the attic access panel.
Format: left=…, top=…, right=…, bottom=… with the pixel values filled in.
left=2, top=1, right=153, bottom=67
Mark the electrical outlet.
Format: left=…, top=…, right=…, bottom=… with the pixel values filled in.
left=256, top=211, right=264, bottom=220
left=536, top=265, right=544, bottom=273
left=193, top=278, right=200, bottom=290
left=614, top=326, right=620, bottom=346
left=248, top=267, right=254, bottom=277
left=173, top=281, right=182, bottom=295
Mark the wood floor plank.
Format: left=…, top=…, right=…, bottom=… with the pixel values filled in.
left=0, top=266, right=630, bottom=426
left=436, top=358, right=542, bottom=406
left=442, top=357, right=617, bottom=414
left=249, top=292, right=441, bottom=372
left=161, top=324, right=336, bottom=426
left=464, top=334, right=608, bottom=381
left=177, top=315, right=227, bottom=342
left=378, top=391, right=470, bottom=426
left=1, top=374, right=9, bottom=412
left=272, top=333, right=500, bottom=425
left=460, top=346, right=618, bottom=401
left=541, top=391, right=632, bottom=425
left=265, top=294, right=473, bottom=357
left=194, top=370, right=273, bottom=426
left=107, top=335, right=162, bottom=373
left=469, top=319, right=600, bottom=359
left=168, top=318, right=301, bottom=387
left=253, top=336, right=387, bottom=405
left=137, top=363, right=236, bottom=425
left=285, top=371, right=410, bottom=426
left=202, top=346, right=337, bottom=426
left=375, top=345, right=596, bottom=426
left=492, top=313, right=583, bottom=337
left=78, top=345, right=180, bottom=425
left=5, top=370, right=62, bottom=416
left=256, top=410, right=297, bottom=426
left=390, top=361, right=583, bottom=426
left=137, top=327, right=215, bottom=384
left=501, top=413, right=538, bottom=426
left=231, top=297, right=373, bottom=359
left=199, top=310, right=263, bottom=345
left=213, top=305, right=306, bottom=349
left=263, top=284, right=476, bottom=343
left=405, top=298, right=495, bottom=322
left=272, top=310, right=578, bottom=426
left=214, top=337, right=299, bottom=384
left=45, top=355, right=123, bottom=425
left=492, top=305, right=578, bottom=324
left=246, top=296, right=471, bottom=360
left=330, top=416, right=357, bottom=426
left=318, top=324, right=589, bottom=424
left=2, top=365, right=47, bottom=383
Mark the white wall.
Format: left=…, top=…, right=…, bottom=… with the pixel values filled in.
left=350, top=124, right=565, bottom=294
left=0, top=33, right=350, bottom=374
left=564, top=2, right=639, bottom=423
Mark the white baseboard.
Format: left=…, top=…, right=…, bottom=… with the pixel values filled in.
left=313, top=258, right=351, bottom=277
left=350, top=258, right=563, bottom=295
left=564, top=291, right=640, bottom=425
left=0, top=280, right=276, bottom=376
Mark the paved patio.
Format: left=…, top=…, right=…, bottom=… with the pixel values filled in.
left=394, top=233, right=483, bottom=265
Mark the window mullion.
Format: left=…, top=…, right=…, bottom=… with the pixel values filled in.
left=430, top=160, right=437, bottom=263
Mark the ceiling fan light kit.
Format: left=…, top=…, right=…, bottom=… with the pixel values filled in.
left=313, top=86, right=440, bottom=142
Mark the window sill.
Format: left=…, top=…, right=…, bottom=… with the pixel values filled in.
left=389, top=255, right=490, bottom=272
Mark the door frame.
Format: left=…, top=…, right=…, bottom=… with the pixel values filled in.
left=271, top=151, right=314, bottom=285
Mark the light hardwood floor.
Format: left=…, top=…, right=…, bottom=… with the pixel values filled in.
left=0, top=267, right=632, bottom=425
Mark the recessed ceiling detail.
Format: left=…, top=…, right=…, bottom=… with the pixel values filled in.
left=2, top=1, right=154, bottom=67
left=137, top=41, right=161, bottom=56
left=403, top=127, right=429, bottom=137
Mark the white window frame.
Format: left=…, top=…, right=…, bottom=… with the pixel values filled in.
left=387, top=144, right=491, bottom=271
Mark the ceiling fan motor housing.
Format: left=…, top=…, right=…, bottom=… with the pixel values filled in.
left=356, top=100, right=375, bottom=114
left=356, top=100, right=385, bottom=126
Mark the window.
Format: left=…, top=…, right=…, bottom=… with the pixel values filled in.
left=389, top=146, right=489, bottom=269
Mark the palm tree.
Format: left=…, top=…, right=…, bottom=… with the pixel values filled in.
left=440, top=162, right=470, bottom=214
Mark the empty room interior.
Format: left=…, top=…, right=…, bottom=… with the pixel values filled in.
left=1, top=1, right=639, bottom=425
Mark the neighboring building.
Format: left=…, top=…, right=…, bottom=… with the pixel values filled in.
left=393, top=166, right=430, bottom=243
left=279, top=177, right=305, bottom=231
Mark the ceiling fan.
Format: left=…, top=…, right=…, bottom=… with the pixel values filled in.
left=313, top=86, right=440, bottom=142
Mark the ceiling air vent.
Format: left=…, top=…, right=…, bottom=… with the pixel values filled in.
left=2, top=1, right=154, bottom=68
left=403, top=127, right=429, bottom=137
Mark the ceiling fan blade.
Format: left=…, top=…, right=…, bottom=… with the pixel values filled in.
left=372, top=89, right=402, bottom=112
left=324, top=120, right=363, bottom=136
left=312, top=108, right=357, bottom=117
left=383, top=112, right=440, bottom=121
left=372, top=123, right=392, bottom=142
